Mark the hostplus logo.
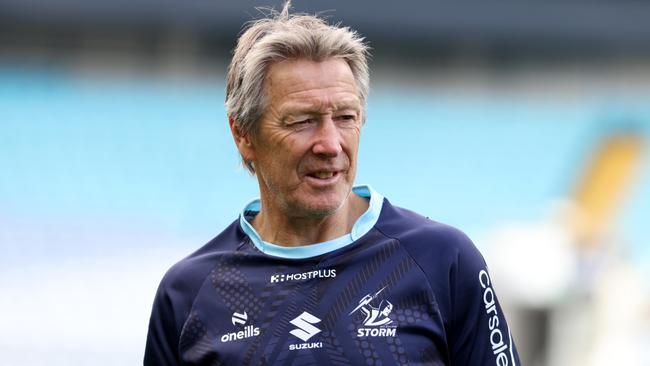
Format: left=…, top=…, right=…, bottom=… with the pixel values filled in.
left=288, top=311, right=323, bottom=351
left=350, top=286, right=397, bottom=337
left=220, top=311, right=260, bottom=343
left=270, top=269, right=336, bottom=283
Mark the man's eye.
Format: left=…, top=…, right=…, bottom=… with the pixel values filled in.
left=335, top=115, right=357, bottom=122
left=292, top=118, right=314, bottom=126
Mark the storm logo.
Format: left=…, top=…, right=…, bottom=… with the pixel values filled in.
left=350, top=286, right=397, bottom=337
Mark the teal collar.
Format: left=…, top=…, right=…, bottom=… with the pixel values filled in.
left=239, top=185, right=384, bottom=259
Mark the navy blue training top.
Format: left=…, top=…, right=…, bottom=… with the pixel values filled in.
left=145, top=190, right=520, bottom=365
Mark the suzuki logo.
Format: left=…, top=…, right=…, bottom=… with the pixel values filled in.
left=232, top=311, right=248, bottom=326
left=289, top=311, right=321, bottom=342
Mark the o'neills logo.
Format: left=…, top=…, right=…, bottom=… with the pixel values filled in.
left=220, top=325, right=260, bottom=343
left=220, top=311, right=260, bottom=343
left=270, top=269, right=336, bottom=283
left=479, top=269, right=514, bottom=366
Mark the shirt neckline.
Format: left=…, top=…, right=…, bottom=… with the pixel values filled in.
left=239, top=185, right=384, bottom=259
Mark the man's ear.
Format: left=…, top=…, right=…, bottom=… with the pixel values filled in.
left=229, top=117, right=255, bottom=163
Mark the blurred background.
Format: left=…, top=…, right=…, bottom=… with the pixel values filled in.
left=1, top=0, right=649, bottom=364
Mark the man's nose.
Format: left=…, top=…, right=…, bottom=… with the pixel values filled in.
left=312, top=118, right=343, bottom=157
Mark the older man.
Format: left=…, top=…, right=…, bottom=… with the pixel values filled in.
left=145, top=3, right=520, bottom=365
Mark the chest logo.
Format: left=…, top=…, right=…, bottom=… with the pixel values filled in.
left=350, top=286, right=397, bottom=337
left=270, top=269, right=336, bottom=283
left=289, top=311, right=321, bottom=341
left=232, top=311, right=248, bottom=326
left=288, top=311, right=323, bottom=350
left=220, top=311, right=260, bottom=343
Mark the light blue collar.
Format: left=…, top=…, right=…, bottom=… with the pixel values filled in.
left=239, top=185, right=384, bottom=259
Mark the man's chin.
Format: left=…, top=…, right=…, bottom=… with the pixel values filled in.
left=287, top=195, right=347, bottom=219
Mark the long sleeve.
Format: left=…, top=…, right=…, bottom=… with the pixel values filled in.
left=144, top=277, right=182, bottom=366
left=446, top=233, right=520, bottom=366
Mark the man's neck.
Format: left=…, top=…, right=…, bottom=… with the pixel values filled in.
left=251, top=194, right=369, bottom=247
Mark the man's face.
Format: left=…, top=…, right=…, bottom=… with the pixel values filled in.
left=237, top=58, right=363, bottom=219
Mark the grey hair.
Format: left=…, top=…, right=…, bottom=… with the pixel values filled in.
left=225, top=0, right=370, bottom=173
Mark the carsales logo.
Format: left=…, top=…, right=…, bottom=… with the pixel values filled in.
left=479, top=269, right=515, bottom=366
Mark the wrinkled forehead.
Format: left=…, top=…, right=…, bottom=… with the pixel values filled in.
left=279, top=97, right=361, bottom=116
left=264, top=58, right=362, bottom=113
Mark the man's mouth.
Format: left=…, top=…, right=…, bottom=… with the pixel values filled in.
left=311, top=171, right=336, bottom=179
left=305, top=170, right=343, bottom=182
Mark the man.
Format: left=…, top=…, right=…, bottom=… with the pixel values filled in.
left=145, top=3, right=520, bottom=365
